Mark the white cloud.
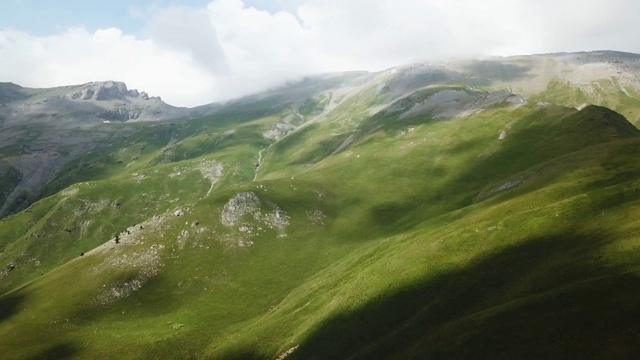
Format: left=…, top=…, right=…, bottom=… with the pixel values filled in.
left=0, top=27, right=217, bottom=107
left=1, top=0, right=639, bottom=107
left=148, top=5, right=228, bottom=75
left=203, top=0, right=316, bottom=97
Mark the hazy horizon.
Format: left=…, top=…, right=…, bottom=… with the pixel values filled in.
left=1, top=0, right=639, bottom=107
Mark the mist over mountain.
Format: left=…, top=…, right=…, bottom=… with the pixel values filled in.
left=4, top=0, right=640, bottom=108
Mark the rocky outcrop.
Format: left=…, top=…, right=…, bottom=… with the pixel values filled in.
left=0, top=80, right=193, bottom=126
left=220, top=192, right=290, bottom=237
left=98, top=106, right=144, bottom=121
left=0, top=263, right=16, bottom=279
left=221, top=192, right=261, bottom=226
left=66, top=81, right=154, bottom=102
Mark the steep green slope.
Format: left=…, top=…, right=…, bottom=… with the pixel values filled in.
left=531, top=79, right=640, bottom=125
left=2, top=91, right=640, bottom=360
left=0, top=103, right=307, bottom=294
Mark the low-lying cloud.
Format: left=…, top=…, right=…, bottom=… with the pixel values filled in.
left=1, top=0, right=639, bottom=107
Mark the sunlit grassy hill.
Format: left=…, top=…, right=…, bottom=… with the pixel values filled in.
left=2, top=51, right=640, bottom=359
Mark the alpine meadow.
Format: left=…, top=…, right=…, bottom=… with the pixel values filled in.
left=2, top=50, right=640, bottom=359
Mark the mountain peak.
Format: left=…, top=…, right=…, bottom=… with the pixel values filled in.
left=66, top=81, right=154, bottom=102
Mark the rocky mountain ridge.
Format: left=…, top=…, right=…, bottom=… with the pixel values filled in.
left=0, top=80, right=204, bottom=125
left=65, top=81, right=154, bottom=102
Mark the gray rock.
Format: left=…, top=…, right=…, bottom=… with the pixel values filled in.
left=221, top=192, right=260, bottom=226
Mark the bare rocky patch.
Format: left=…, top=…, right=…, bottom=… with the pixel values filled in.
left=87, top=214, right=169, bottom=255
left=197, top=160, right=224, bottom=196
left=166, top=160, right=223, bottom=196
left=398, top=90, right=525, bottom=119
left=306, top=209, right=327, bottom=225
left=131, top=173, right=147, bottom=182
left=94, top=244, right=164, bottom=304
left=492, top=178, right=525, bottom=193
left=276, top=345, right=299, bottom=360
left=220, top=192, right=291, bottom=241
left=263, top=122, right=297, bottom=141
left=221, top=192, right=262, bottom=226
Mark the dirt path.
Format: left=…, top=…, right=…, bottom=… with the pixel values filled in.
left=253, top=106, right=305, bottom=181
left=290, top=105, right=304, bottom=123
left=253, top=148, right=266, bottom=181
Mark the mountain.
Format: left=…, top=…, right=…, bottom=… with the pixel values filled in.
left=2, top=51, right=640, bottom=359
left=0, top=80, right=188, bottom=125
left=0, top=81, right=221, bottom=216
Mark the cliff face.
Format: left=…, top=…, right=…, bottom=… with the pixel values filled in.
left=66, top=81, right=150, bottom=102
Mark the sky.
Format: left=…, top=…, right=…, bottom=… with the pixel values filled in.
left=1, top=0, right=639, bottom=107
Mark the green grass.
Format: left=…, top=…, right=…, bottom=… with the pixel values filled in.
left=3, top=78, right=640, bottom=359
left=532, top=78, right=640, bottom=125
left=0, top=163, right=21, bottom=206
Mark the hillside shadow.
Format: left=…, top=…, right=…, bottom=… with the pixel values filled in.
left=28, top=343, right=78, bottom=360
left=355, top=106, right=640, bottom=241
left=440, top=107, right=640, bottom=210
left=0, top=292, right=26, bottom=322
left=284, top=231, right=640, bottom=359
left=361, top=121, right=562, bottom=235
left=70, top=273, right=186, bottom=323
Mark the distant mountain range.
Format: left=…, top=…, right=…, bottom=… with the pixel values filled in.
left=3, top=50, right=640, bottom=126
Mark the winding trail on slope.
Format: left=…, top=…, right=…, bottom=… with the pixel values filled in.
left=253, top=106, right=305, bottom=181
left=290, top=105, right=304, bottom=124
left=253, top=148, right=266, bottom=181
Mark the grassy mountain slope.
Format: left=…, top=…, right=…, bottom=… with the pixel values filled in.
left=3, top=52, right=640, bottom=359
